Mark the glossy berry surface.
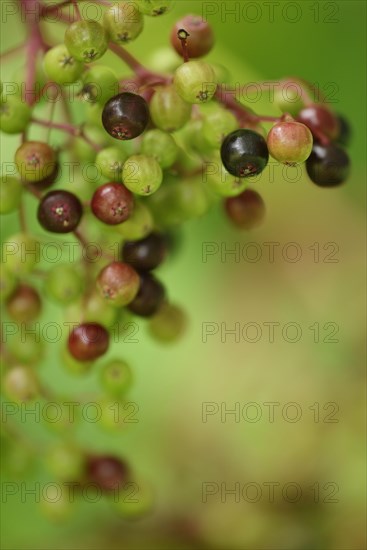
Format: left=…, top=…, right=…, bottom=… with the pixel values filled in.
left=306, top=143, right=350, bottom=187
left=122, top=155, right=163, bottom=196
left=170, top=14, right=214, bottom=58
left=336, top=114, right=351, bottom=146
left=68, top=323, right=109, bottom=361
left=102, top=93, right=149, bottom=140
left=128, top=272, right=165, bottom=317
left=43, top=44, right=84, bottom=85
left=91, top=183, right=133, bottom=225
left=97, top=262, right=140, bottom=307
left=174, top=60, right=217, bottom=104
left=267, top=120, right=313, bottom=164
left=297, top=105, right=340, bottom=140
left=37, top=190, right=83, bottom=233
left=225, top=189, right=266, bottom=229
left=6, top=285, right=41, bottom=323
left=64, top=20, right=108, bottom=63
left=221, top=129, right=269, bottom=178
left=122, top=232, right=167, bottom=271
left=15, top=141, right=56, bottom=183
left=86, top=455, right=129, bottom=491
left=150, top=85, right=192, bottom=132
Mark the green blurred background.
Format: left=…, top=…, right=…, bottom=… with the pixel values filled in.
left=1, top=1, right=366, bottom=549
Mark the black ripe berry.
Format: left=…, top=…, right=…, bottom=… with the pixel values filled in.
left=102, top=92, right=149, bottom=140
left=122, top=232, right=167, bottom=271
left=128, top=272, right=165, bottom=317
left=37, top=190, right=82, bottom=233
left=221, top=129, right=269, bottom=178
left=306, top=143, right=350, bottom=187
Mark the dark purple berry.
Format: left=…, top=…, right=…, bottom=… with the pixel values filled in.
left=306, top=143, right=350, bottom=187
left=297, top=105, right=340, bottom=141
left=37, top=190, right=83, bottom=233
left=128, top=272, right=165, bottom=317
left=220, top=129, right=269, bottom=178
left=102, top=92, right=149, bottom=140
left=122, top=232, right=167, bottom=271
left=68, top=323, right=109, bottom=361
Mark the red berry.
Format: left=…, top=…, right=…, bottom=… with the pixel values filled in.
left=68, top=323, right=109, bottom=361
left=170, top=15, right=214, bottom=59
left=122, top=232, right=167, bottom=271
left=6, top=285, right=41, bottom=322
left=97, top=262, right=140, bottom=306
left=128, top=272, right=165, bottom=317
left=224, top=189, right=265, bottom=230
left=267, top=120, right=313, bottom=164
left=91, top=182, right=133, bottom=225
left=86, top=455, right=129, bottom=491
left=297, top=105, right=340, bottom=140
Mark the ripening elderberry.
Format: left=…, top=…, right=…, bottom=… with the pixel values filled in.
left=221, top=129, right=269, bottom=178
left=306, top=143, right=350, bottom=187
left=37, top=190, right=83, bottom=233
left=102, top=93, right=149, bottom=140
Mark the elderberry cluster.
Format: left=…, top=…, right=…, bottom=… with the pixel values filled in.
left=0, top=0, right=352, bottom=520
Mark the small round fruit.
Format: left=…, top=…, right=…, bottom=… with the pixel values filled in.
left=102, top=93, right=149, bottom=140
left=174, top=60, right=217, bottom=104
left=171, top=14, right=214, bottom=58
left=205, top=160, right=247, bottom=197
left=122, top=155, right=163, bottom=196
left=104, top=3, right=144, bottom=44
left=336, top=114, right=351, bottom=147
left=6, top=285, right=41, bottom=322
left=202, top=107, right=238, bottom=148
left=45, top=444, right=84, bottom=481
left=45, top=264, right=83, bottom=304
left=91, top=183, right=133, bottom=225
left=148, top=302, right=186, bottom=342
left=0, top=269, right=17, bottom=302
left=15, top=141, right=56, bottom=183
left=64, top=20, right=108, bottom=62
left=97, top=262, right=140, bottom=306
left=127, top=272, right=165, bottom=317
left=141, top=130, right=179, bottom=169
left=0, top=96, right=32, bottom=134
left=135, top=0, right=174, bottom=16
left=62, top=348, right=93, bottom=375
left=100, top=359, right=132, bottom=397
left=86, top=455, right=129, bottom=491
left=150, top=85, right=191, bottom=132
left=43, top=44, right=84, bottom=85
left=267, top=120, right=313, bottom=164
left=0, top=176, right=22, bottom=214
left=2, top=233, right=39, bottom=276
left=274, top=79, right=305, bottom=117
left=115, top=201, right=154, bottom=240
left=220, top=129, right=269, bottom=178
left=27, top=162, right=60, bottom=191
left=95, top=147, right=128, bottom=180
left=297, top=105, right=340, bottom=140
left=7, top=332, right=44, bottom=364
left=3, top=365, right=39, bottom=402
left=122, top=232, right=167, bottom=271
left=68, top=323, right=109, bottom=361
left=224, top=189, right=266, bottom=230
left=81, top=65, right=119, bottom=104
left=37, top=190, right=83, bottom=233
left=306, top=143, right=350, bottom=187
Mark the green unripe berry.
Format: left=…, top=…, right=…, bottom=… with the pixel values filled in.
left=7, top=332, right=44, bottom=365
left=100, top=359, right=132, bottom=397
left=0, top=268, right=17, bottom=302
left=204, top=158, right=247, bottom=197
left=95, top=146, right=128, bottom=180
left=135, top=0, right=174, bottom=16
left=43, top=44, right=84, bottom=85
left=104, top=3, right=144, bottom=44
left=65, top=20, right=108, bottom=63
left=3, top=365, right=39, bottom=402
left=0, top=96, right=32, bottom=134
left=115, top=201, right=154, bottom=240
left=150, top=85, right=191, bottom=132
left=267, top=119, right=313, bottom=164
left=45, top=444, right=84, bottom=481
left=0, top=176, right=22, bottom=214
left=274, top=80, right=305, bottom=116
left=141, top=129, right=179, bottom=168
left=174, top=60, right=217, bottom=104
left=111, top=477, right=154, bottom=518
left=45, top=264, right=83, bottom=304
left=148, top=302, right=187, bottom=343
left=2, top=233, right=39, bottom=276
left=81, top=65, right=119, bottom=104
left=122, top=155, right=163, bottom=196
left=202, top=107, right=238, bottom=148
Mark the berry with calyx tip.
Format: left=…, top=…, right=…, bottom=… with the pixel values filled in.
left=100, top=359, right=132, bottom=397
left=128, top=272, right=165, bottom=317
left=91, top=182, right=133, bottom=225
left=135, top=0, right=175, bottom=16
left=102, top=93, right=149, bottom=140
left=174, top=60, right=217, bottom=104
left=103, top=3, right=144, bottom=44
left=95, top=147, right=128, bottom=180
left=97, top=261, right=140, bottom=306
left=37, top=190, right=83, bottom=233
left=43, top=44, right=84, bottom=85
left=170, top=14, right=214, bottom=58
left=220, top=129, right=269, bottom=178
left=306, top=143, right=350, bottom=187
left=122, top=155, right=163, bottom=196
left=68, top=323, right=109, bottom=361
left=81, top=65, right=119, bottom=105
left=122, top=232, right=167, bottom=271
left=297, top=104, right=340, bottom=140
left=15, top=141, right=56, bottom=183
left=6, top=284, right=41, bottom=323
left=225, top=189, right=266, bottom=229
left=150, top=85, right=192, bottom=132
left=64, top=20, right=108, bottom=63
left=267, top=119, right=313, bottom=164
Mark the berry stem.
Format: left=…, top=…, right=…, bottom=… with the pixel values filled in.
left=31, top=117, right=102, bottom=151
left=71, top=0, right=82, bottom=20
left=177, top=29, right=190, bottom=62
left=109, top=42, right=169, bottom=85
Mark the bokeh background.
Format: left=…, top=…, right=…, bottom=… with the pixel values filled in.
left=1, top=1, right=366, bottom=548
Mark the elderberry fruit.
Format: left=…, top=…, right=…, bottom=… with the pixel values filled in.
left=224, top=189, right=266, bottom=230
left=297, top=104, right=340, bottom=140
left=170, top=14, right=214, bottom=58
left=221, top=129, right=269, bottom=178
left=64, top=20, right=108, bottom=63
left=68, top=323, right=109, bottom=361
left=102, top=92, right=149, bottom=140
left=104, top=3, right=144, bottom=44
left=97, top=262, right=140, bottom=307
left=127, top=272, right=165, bottom=317
left=37, top=190, right=83, bottom=233
left=6, top=284, right=41, bottom=323
left=122, top=232, right=167, bottom=271
left=91, top=183, right=133, bottom=225
left=15, top=141, right=56, bottom=183
left=267, top=119, right=313, bottom=164
left=306, top=143, right=350, bottom=187
left=135, top=0, right=174, bottom=16
left=43, top=44, right=84, bottom=85
left=174, top=60, right=217, bottom=104
left=86, top=455, right=129, bottom=491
